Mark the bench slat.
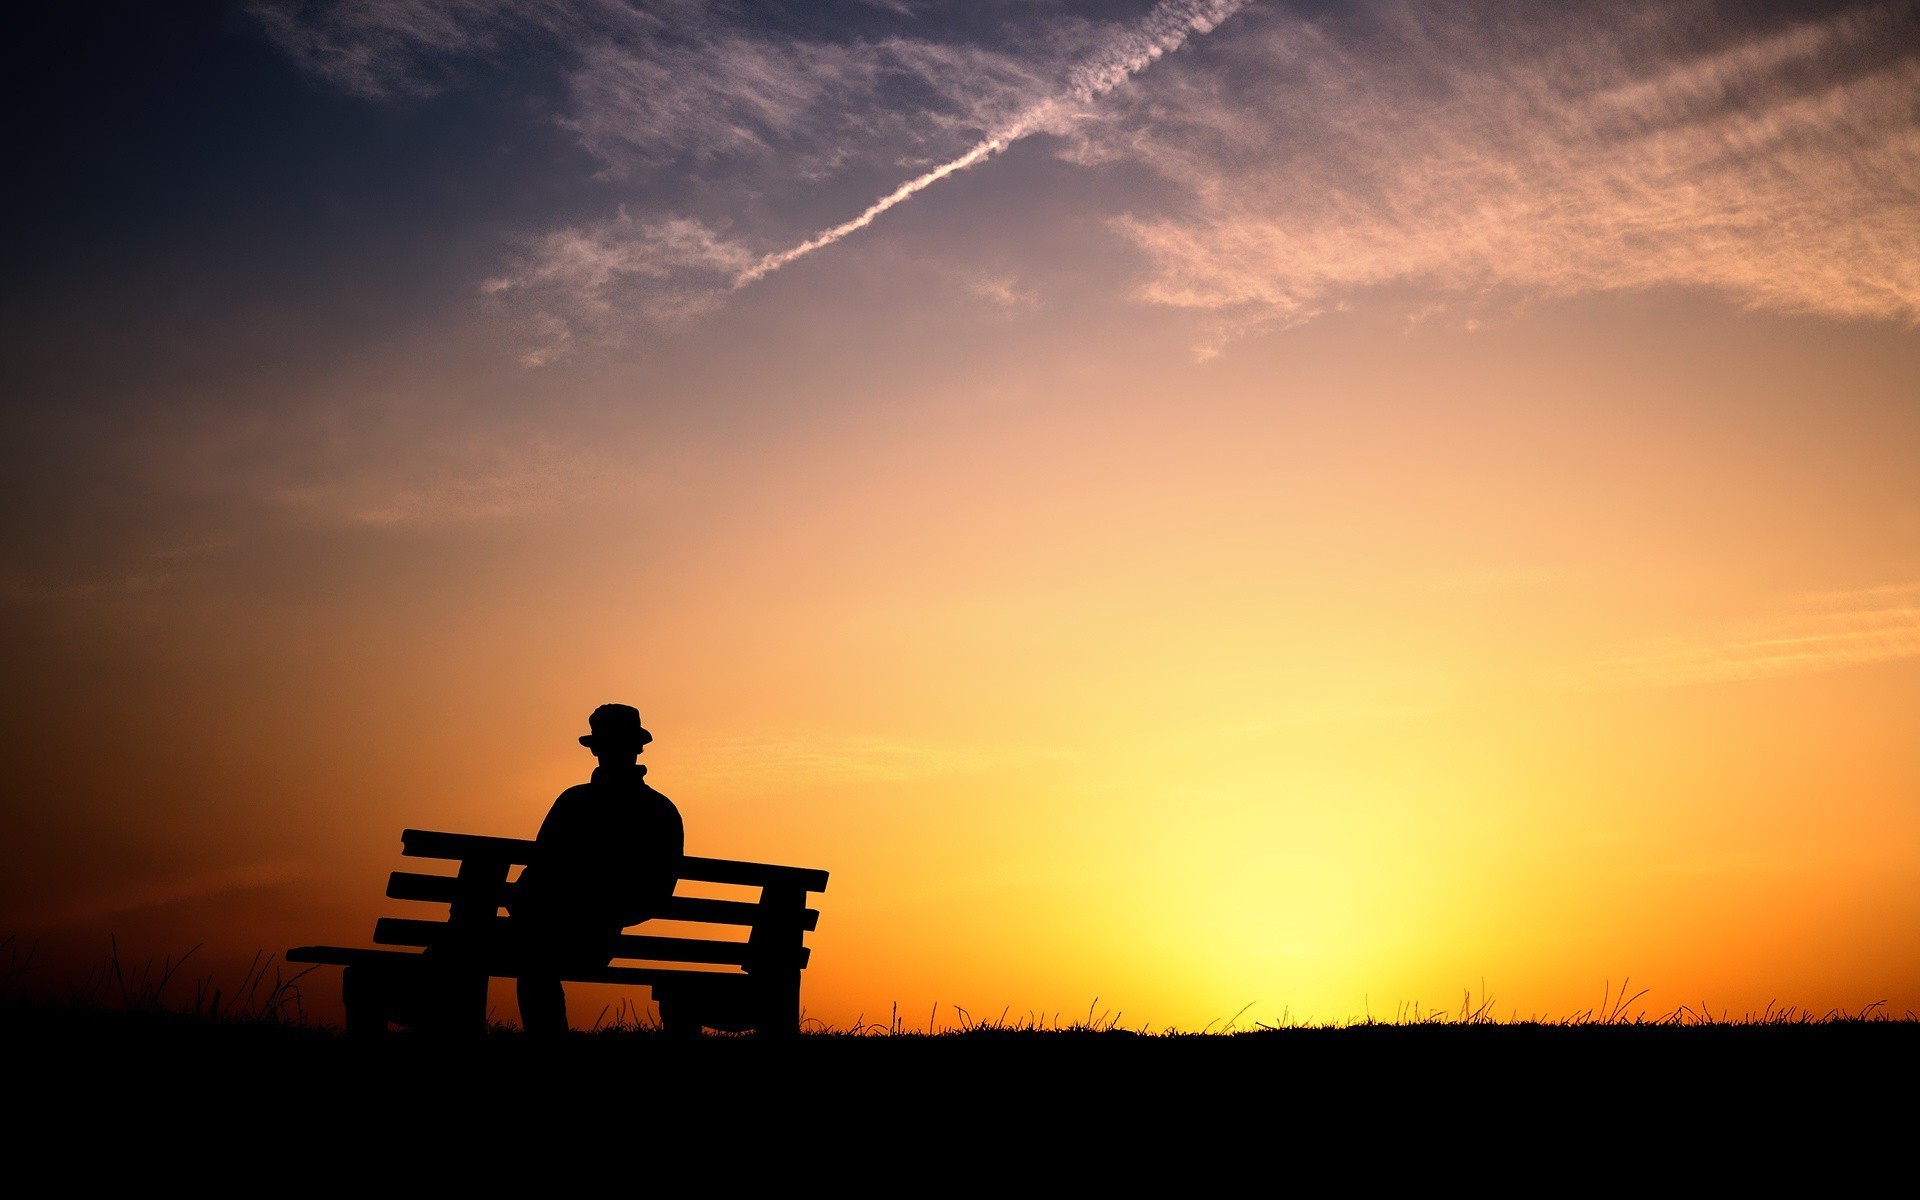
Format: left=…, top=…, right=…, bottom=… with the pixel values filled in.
left=372, top=917, right=773, bottom=967
left=401, top=829, right=532, bottom=863
left=371, top=916, right=465, bottom=948
left=399, top=829, right=828, bottom=893
left=287, top=945, right=425, bottom=966
left=287, top=944, right=752, bottom=988
left=385, top=871, right=483, bottom=904
left=668, top=896, right=819, bottom=931
left=384, top=872, right=819, bottom=931
left=615, top=933, right=754, bottom=967
left=624, top=936, right=808, bottom=969
left=678, top=855, right=829, bottom=894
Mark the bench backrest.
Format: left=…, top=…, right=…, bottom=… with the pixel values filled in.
left=373, top=829, right=828, bottom=974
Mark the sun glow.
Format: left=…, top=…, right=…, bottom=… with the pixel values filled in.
left=5, top=1, right=1917, bottom=1030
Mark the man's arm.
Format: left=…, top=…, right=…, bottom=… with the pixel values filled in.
left=611, top=795, right=683, bottom=926
left=663, top=801, right=685, bottom=863
left=533, top=788, right=580, bottom=846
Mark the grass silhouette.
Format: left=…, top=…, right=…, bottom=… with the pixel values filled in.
left=5, top=935, right=1910, bottom=1039
left=6, top=933, right=1911, bottom=1176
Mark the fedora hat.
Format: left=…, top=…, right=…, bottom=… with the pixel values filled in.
left=579, top=703, right=653, bottom=749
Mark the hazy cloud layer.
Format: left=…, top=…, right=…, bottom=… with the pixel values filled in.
left=257, top=0, right=1249, bottom=358
left=1089, top=1, right=1920, bottom=353
left=1590, top=583, right=1920, bottom=688
left=676, top=733, right=1076, bottom=784
left=249, top=0, right=588, bottom=98
left=252, top=0, right=1051, bottom=168
left=13, top=861, right=304, bottom=928
left=565, top=30, right=1051, bottom=177
left=258, top=1, right=1920, bottom=359
left=477, top=0, right=1247, bottom=360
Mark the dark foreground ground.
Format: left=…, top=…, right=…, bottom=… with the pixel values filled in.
left=7, top=1007, right=1914, bottom=1180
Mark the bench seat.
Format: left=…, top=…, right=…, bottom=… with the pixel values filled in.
left=288, top=828, right=827, bottom=1036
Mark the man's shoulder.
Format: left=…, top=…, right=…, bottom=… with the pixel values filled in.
left=636, top=782, right=682, bottom=819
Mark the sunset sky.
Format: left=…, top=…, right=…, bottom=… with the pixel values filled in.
left=3, top=0, right=1916, bottom=1029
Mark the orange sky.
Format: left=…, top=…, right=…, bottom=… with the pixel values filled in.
left=3, top=0, right=1916, bottom=1028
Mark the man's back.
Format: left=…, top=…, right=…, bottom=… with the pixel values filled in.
left=524, top=762, right=683, bottom=928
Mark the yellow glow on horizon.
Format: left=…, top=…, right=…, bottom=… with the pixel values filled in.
left=5, top=291, right=1916, bottom=1030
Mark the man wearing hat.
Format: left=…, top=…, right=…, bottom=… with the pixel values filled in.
left=511, top=703, right=684, bottom=1036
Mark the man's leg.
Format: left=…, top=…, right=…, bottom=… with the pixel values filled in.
left=512, top=912, right=617, bottom=1037
left=517, top=972, right=568, bottom=1038
left=511, top=907, right=571, bottom=1037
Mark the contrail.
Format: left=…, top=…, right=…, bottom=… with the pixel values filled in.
left=731, top=0, right=1249, bottom=289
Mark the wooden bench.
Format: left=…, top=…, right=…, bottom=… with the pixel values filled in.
left=288, top=828, right=828, bottom=1037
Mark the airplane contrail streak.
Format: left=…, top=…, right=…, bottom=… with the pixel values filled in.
left=731, top=0, right=1249, bottom=289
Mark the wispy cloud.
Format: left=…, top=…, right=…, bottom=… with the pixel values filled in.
left=676, top=733, right=1076, bottom=783
left=1084, top=0, right=1920, bottom=354
left=482, top=0, right=1247, bottom=357
left=564, top=30, right=1050, bottom=178
left=480, top=212, right=760, bottom=358
left=1421, top=565, right=1572, bottom=598
left=730, top=0, right=1246, bottom=286
left=963, top=271, right=1041, bottom=312
left=267, top=431, right=608, bottom=526
left=253, top=0, right=1047, bottom=171
left=1588, top=583, right=1920, bottom=689
left=248, top=0, right=590, bottom=99
left=15, top=861, right=305, bottom=928
left=258, top=1, right=1247, bottom=357
left=257, top=2, right=1919, bottom=361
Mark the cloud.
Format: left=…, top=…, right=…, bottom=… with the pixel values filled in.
left=1081, top=0, right=1920, bottom=354
left=964, top=272, right=1040, bottom=312
left=564, top=35, right=882, bottom=170
left=258, top=2, right=1919, bottom=361
left=266, top=432, right=606, bottom=527
left=17, top=861, right=305, bottom=928
left=247, top=0, right=590, bottom=98
left=676, top=733, right=1075, bottom=784
left=1588, top=583, right=1920, bottom=689
left=727, top=0, right=1250, bottom=288
left=253, top=0, right=1050, bottom=173
left=1421, top=565, right=1571, bottom=598
left=563, top=30, right=1051, bottom=178
left=480, top=211, right=757, bottom=358
left=260, top=1, right=1248, bottom=357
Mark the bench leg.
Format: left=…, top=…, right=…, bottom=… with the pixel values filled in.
left=417, top=966, right=489, bottom=1038
left=342, top=965, right=390, bottom=1038
left=744, top=882, right=809, bottom=1038
left=658, top=993, right=702, bottom=1040
left=654, top=973, right=802, bottom=1037
left=345, top=962, right=487, bottom=1037
left=756, top=971, right=801, bottom=1040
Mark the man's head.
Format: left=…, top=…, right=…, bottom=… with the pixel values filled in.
left=579, top=703, right=653, bottom=764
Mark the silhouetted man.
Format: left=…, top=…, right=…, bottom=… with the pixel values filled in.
left=511, top=703, right=684, bottom=1037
